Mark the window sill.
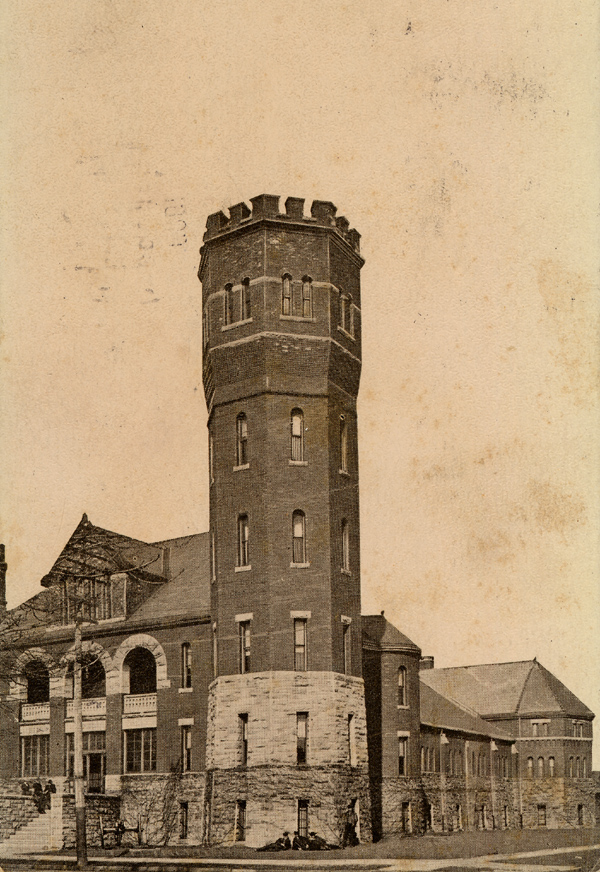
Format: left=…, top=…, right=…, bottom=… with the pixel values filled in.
left=280, top=315, right=315, bottom=322
left=397, top=704, right=409, bottom=710
left=339, top=469, right=350, bottom=476
left=178, top=687, right=194, bottom=694
left=337, top=325, right=355, bottom=341
left=221, top=318, right=253, bottom=332
left=235, top=565, right=252, bottom=572
left=233, top=463, right=250, bottom=472
left=341, top=568, right=352, bottom=576
left=289, top=459, right=308, bottom=466
left=290, top=562, right=310, bottom=568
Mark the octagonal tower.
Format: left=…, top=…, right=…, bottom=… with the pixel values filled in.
left=199, top=195, right=370, bottom=846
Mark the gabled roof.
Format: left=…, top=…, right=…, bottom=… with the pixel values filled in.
left=2, top=519, right=210, bottom=638
left=420, top=660, right=594, bottom=719
left=362, top=615, right=421, bottom=654
left=41, top=515, right=166, bottom=586
left=420, top=681, right=512, bottom=740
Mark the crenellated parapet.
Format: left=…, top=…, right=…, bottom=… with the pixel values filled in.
left=203, top=194, right=361, bottom=254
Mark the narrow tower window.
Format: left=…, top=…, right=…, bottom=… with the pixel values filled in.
left=282, top=274, right=292, bottom=315
left=181, top=725, right=192, bottom=772
left=292, top=510, right=306, bottom=564
left=342, top=620, right=351, bottom=674
left=239, top=621, right=251, bottom=674
left=294, top=618, right=307, bottom=671
left=224, top=283, right=234, bottom=325
left=237, top=514, right=250, bottom=566
left=235, top=800, right=246, bottom=841
left=398, top=666, right=407, bottom=707
left=344, top=295, right=353, bottom=334
left=297, top=799, right=309, bottom=837
left=341, top=519, right=350, bottom=571
left=296, top=712, right=308, bottom=764
left=241, top=277, right=251, bottom=320
left=548, top=756, right=555, bottom=777
left=181, top=643, right=192, bottom=689
left=340, top=416, right=348, bottom=472
left=236, top=414, right=248, bottom=466
left=538, top=756, right=544, bottom=778
left=239, top=713, right=248, bottom=766
left=302, top=276, right=313, bottom=318
left=348, top=714, right=357, bottom=766
left=398, top=737, right=407, bottom=775
left=203, top=306, right=209, bottom=347
left=291, top=409, right=304, bottom=461
left=212, top=623, right=218, bottom=679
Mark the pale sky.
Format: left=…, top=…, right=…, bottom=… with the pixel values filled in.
left=1, top=1, right=598, bottom=763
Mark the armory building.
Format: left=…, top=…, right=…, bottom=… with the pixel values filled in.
left=0, top=196, right=597, bottom=850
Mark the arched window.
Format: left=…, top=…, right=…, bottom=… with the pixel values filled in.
left=301, top=276, right=313, bottom=318
left=575, top=756, right=580, bottom=778
left=181, top=643, right=192, bottom=689
left=548, top=756, right=555, bottom=777
left=236, top=413, right=248, bottom=466
left=291, top=409, right=304, bottom=461
left=237, top=514, right=250, bottom=567
left=25, top=660, right=50, bottom=704
left=527, top=756, right=534, bottom=778
left=81, top=656, right=105, bottom=698
left=398, top=666, right=407, bottom=707
left=568, top=756, right=574, bottom=777
left=341, top=519, right=350, bottom=571
left=582, top=757, right=587, bottom=777
left=241, top=277, right=251, bottom=320
left=339, top=415, right=348, bottom=473
left=124, top=647, right=157, bottom=695
left=224, top=283, right=234, bottom=326
left=537, top=756, right=545, bottom=778
left=282, top=274, right=292, bottom=316
left=292, top=511, right=306, bottom=564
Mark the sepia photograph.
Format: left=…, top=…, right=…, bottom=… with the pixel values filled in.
left=0, top=2, right=598, bottom=869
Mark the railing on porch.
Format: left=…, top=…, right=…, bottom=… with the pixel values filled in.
left=21, top=702, right=50, bottom=721
left=64, top=775, right=105, bottom=795
left=65, top=697, right=106, bottom=718
left=123, top=693, right=157, bottom=715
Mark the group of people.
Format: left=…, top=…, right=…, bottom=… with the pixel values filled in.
left=257, top=830, right=338, bottom=851
left=257, top=804, right=359, bottom=852
left=20, top=779, right=56, bottom=813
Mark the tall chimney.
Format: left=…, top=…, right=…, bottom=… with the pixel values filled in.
left=0, top=545, right=7, bottom=614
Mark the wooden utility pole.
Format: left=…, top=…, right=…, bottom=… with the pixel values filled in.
left=73, top=620, right=87, bottom=868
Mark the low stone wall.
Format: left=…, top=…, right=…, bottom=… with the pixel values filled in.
left=521, top=777, right=597, bottom=829
left=120, top=772, right=206, bottom=847
left=61, top=794, right=120, bottom=848
left=0, top=794, right=39, bottom=841
left=379, top=775, right=519, bottom=839
left=207, top=764, right=371, bottom=849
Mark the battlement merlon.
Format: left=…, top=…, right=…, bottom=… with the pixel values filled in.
left=200, top=193, right=362, bottom=257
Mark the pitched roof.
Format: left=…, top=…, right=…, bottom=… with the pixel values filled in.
left=132, top=533, right=210, bottom=620
left=420, top=681, right=512, bottom=740
left=41, top=515, right=166, bottom=586
left=362, top=615, right=421, bottom=654
left=420, top=661, right=594, bottom=719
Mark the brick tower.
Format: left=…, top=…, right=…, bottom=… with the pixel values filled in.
left=199, top=195, right=370, bottom=846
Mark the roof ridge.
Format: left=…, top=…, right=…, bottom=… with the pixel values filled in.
left=515, top=661, right=537, bottom=714
left=430, top=660, right=535, bottom=672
